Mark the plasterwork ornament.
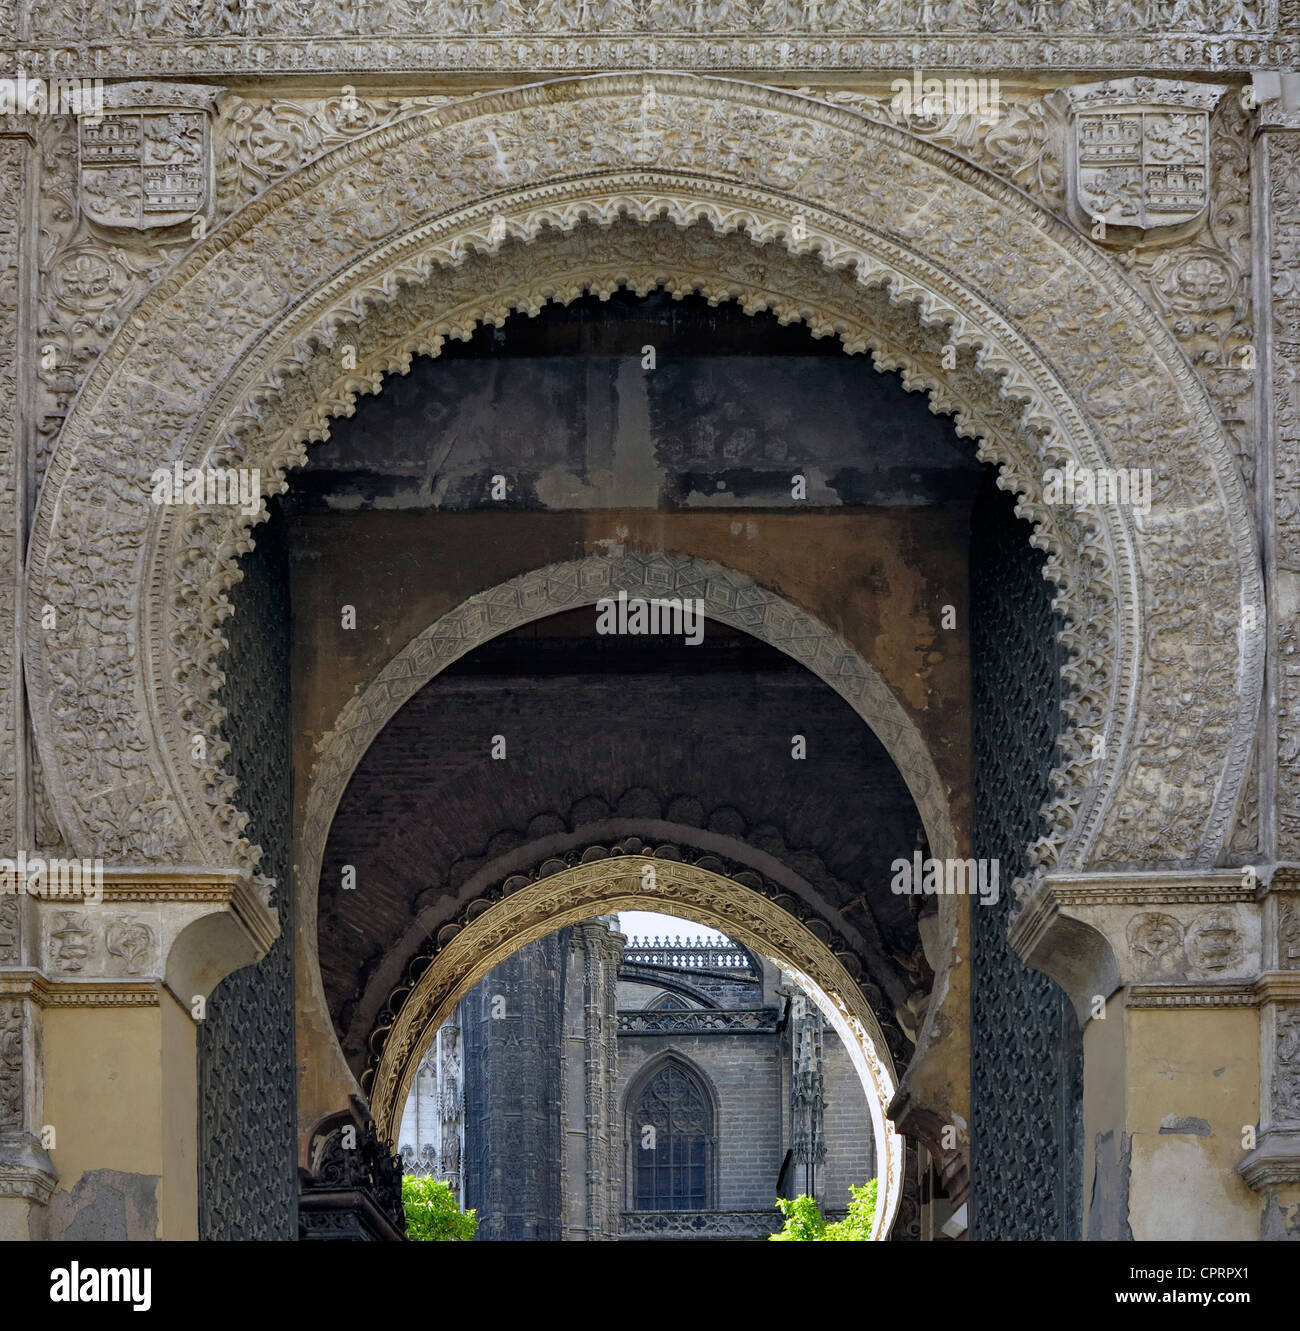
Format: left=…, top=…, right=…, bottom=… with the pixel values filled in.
left=1274, top=1007, right=1300, bottom=1123
left=5, top=0, right=1294, bottom=78
left=0, top=129, right=31, bottom=858
left=77, top=83, right=220, bottom=233
left=35, top=114, right=188, bottom=492
left=24, top=77, right=1259, bottom=889
left=214, top=90, right=457, bottom=214
left=1127, top=910, right=1183, bottom=975
left=1267, top=130, right=1300, bottom=856
left=1065, top=77, right=1227, bottom=243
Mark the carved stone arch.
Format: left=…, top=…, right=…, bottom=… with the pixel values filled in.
left=339, top=813, right=916, bottom=1074
left=25, top=75, right=1261, bottom=937
left=365, top=853, right=906, bottom=1239
left=300, top=555, right=946, bottom=1131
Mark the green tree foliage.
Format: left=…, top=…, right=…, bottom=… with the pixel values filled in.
left=402, top=1175, right=478, bottom=1242
left=769, top=1180, right=877, bottom=1242
left=769, top=1192, right=826, bottom=1241
left=823, top=1180, right=877, bottom=1241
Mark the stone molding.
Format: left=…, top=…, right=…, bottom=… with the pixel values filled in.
left=1011, top=868, right=1264, bottom=1018
left=617, top=1008, right=783, bottom=1034
left=5, top=2, right=1296, bottom=78
left=1126, top=983, right=1260, bottom=1007
left=336, top=806, right=917, bottom=1064
left=1238, top=1129, right=1300, bottom=1188
left=1244, top=111, right=1300, bottom=1190
left=1, top=868, right=275, bottom=1007
left=620, top=1208, right=783, bottom=1239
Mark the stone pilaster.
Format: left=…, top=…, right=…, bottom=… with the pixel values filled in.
left=1013, top=870, right=1264, bottom=1239
left=0, top=118, right=55, bottom=1238
left=1240, top=74, right=1300, bottom=1214
left=6, top=868, right=275, bottom=1239
left=566, top=918, right=622, bottom=1241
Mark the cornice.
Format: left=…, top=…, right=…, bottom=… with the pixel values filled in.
left=6, top=32, right=1294, bottom=79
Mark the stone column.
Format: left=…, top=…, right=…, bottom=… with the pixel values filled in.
left=563, top=918, right=622, bottom=1240
left=437, top=1021, right=465, bottom=1201
left=462, top=932, right=566, bottom=1239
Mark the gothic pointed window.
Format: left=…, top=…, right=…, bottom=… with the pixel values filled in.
left=633, top=1060, right=711, bottom=1211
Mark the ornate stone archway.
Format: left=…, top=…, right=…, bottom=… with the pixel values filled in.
left=18, top=72, right=1270, bottom=1238
left=295, top=549, right=953, bottom=1153
left=364, top=853, right=906, bottom=1241
left=25, top=73, right=1262, bottom=890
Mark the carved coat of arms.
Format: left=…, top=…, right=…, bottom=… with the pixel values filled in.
left=78, top=83, right=220, bottom=233
left=1065, top=78, right=1228, bottom=244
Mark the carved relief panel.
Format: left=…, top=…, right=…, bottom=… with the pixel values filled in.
left=1065, top=78, right=1227, bottom=244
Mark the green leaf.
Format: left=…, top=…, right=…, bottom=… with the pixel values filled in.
left=401, top=1174, right=479, bottom=1242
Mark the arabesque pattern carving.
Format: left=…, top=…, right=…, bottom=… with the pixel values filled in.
left=1120, top=95, right=1256, bottom=489
left=362, top=835, right=911, bottom=1084
left=208, top=82, right=1255, bottom=505
left=0, top=130, right=31, bottom=852
left=1268, top=130, right=1300, bottom=855
left=24, top=77, right=1260, bottom=888
left=6, top=0, right=1294, bottom=76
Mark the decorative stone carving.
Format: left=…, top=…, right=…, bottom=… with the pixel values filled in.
left=0, top=897, right=17, bottom=966
left=0, top=999, right=21, bottom=1131
left=215, top=91, right=456, bottom=215
left=1275, top=1008, right=1300, bottom=1124
left=620, top=1208, right=783, bottom=1239
left=1127, top=911, right=1184, bottom=976
left=0, top=991, right=56, bottom=1205
left=22, top=872, right=276, bottom=1008
left=1015, top=870, right=1261, bottom=1017
left=1186, top=907, right=1244, bottom=971
left=618, top=1008, right=781, bottom=1033
left=1280, top=898, right=1300, bottom=969
left=1065, top=77, right=1226, bottom=243
left=6, top=0, right=1294, bottom=78
left=48, top=912, right=93, bottom=973
left=1119, top=95, right=1256, bottom=490
left=799, top=85, right=1065, bottom=212
left=299, top=1096, right=406, bottom=1240
left=104, top=916, right=153, bottom=975
left=33, top=117, right=181, bottom=492
left=0, top=129, right=31, bottom=855
left=364, top=836, right=908, bottom=1084
left=24, top=78, right=1260, bottom=893
left=78, top=84, right=220, bottom=233
left=801, top=89, right=1256, bottom=495
left=1266, top=128, right=1300, bottom=855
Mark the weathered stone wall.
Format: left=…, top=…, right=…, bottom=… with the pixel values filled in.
left=820, top=1036, right=877, bottom=1211
left=618, top=1031, right=786, bottom=1212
